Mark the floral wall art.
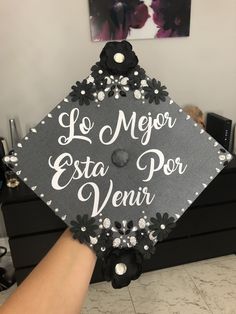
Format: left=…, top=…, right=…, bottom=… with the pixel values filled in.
left=88, top=0, right=192, bottom=41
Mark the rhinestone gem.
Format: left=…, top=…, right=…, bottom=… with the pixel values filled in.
left=81, top=90, right=86, bottom=95
left=113, top=53, right=125, bottom=63
left=101, top=247, right=106, bottom=252
left=90, top=236, right=98, bottom=245
left=160, top=224, right=166, bottom=230
left=144, top=245, right=149, bottom=251
left=138, top=218, right=146, bottom=229
left=219, top=155, right=226, bottom=161
left=103, top=218, right=111, bottom=229
left=98, top=91, right=105, bottom=101
left=154, top=89, right=159, bottom=94
left=98, top=70, right=103, bottom=74
left=115, top=263, right=127, bottom=275
left=10, top=156, right=18, bottom=163
left=130, top=236, right=137, bottom=246
left=113, top=238, right=121, bottom=247
left=134, top=89, right=141, bottom=99
left=81, top=226, right=86, bottom=232
left=134, top=71, right=139, bottom=76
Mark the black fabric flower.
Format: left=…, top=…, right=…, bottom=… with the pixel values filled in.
left=144, top=78, right=168, bottom=104
left=91, top=62, right=108, bottom=80
left=128, top=77, right=141, bottom=90
left=99, top=41, right=138, bottom=75
left=69, top=80, right=95, bottom=105
left=95, top=77, right=108, bottom=91
left=135, top=238, right=156, bottom=259
left=103, top=248, right=143, bottom=289
left=93, top=229, right=113, bottom=258
left=70, top=214, right=98, bottom=244
left=128, top=65, right=146, bottom=90
left=135, top=229, right=156, bottom=259
left=129, top=65, right=146, bottom=81
left=135, top=228, right=149, bottom=241
left=114, top=220, right=133, bottom=235
left=149, top=213, right=176, bottom=241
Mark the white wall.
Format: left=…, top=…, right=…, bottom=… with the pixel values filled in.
left=0, top=0, right=236, bottom=144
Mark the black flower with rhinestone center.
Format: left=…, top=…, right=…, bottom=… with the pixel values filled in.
left=91, top=62, right=108, bottom=80
left=144, top=78, right=168, bottom=104
left=99, top=41, right=138, bottom=75
left=103, top=248, right=143, bottom=289
left=128, top=65, right=146, bottom=90
left=69, top=79, right=95, bottom=105
left=149, top=212, right=176, bottom=241
left=70, top=214, right=98, bottom=244
left=93, top=229, right=113, bottom=258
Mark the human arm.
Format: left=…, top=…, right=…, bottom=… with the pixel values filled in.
left=0, top=228, right=96, bottom=314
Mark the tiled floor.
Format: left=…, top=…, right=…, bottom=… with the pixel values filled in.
left=81, top=255, right=236, bottom=314
left=0, top=237, right=235, bottom=313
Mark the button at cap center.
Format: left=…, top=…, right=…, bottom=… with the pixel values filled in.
left=111, top=149, right=129, bottom=167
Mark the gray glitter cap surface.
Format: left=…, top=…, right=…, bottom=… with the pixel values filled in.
left=11, top=42, right=233, bottom=261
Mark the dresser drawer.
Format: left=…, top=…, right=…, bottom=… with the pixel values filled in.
left=9, top=202, right=236, bottom=270
left=144, top=228, right=236, bottom=272
left=169, top=202, right=236, bottom=239
left=192, top=172, right=236, bottom=207
left=3, top=197, right=236, bottom=241
left=14, top=228, right=236, bottom=286
left=2, top=200, right=66, bottom=237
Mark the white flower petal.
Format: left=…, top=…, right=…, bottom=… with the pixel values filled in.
left=120, top=77, right=129, bottom=85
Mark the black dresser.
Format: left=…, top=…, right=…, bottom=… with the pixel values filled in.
left=1, top=156, right=236, bottom=285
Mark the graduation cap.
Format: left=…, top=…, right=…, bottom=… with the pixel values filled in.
left=10, top=41, right=233, bottom=289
